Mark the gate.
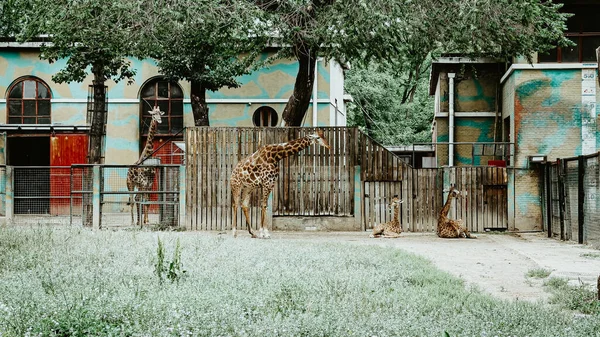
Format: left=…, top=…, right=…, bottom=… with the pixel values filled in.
left=70, top=164, right=181, bottom=228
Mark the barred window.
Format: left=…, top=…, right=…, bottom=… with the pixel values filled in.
left=7, top=77, right=51, bottom=124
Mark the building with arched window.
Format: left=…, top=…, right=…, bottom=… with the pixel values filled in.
left=0, top=46, right=348, bottom=169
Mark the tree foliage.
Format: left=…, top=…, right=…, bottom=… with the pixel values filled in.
left=4, top=0, right=149, bottom=164
left=346, top=62, right=434, bottom=146
left=141, top=0, right=268, bottom=126
left=257, top=0, right=570, bottom=127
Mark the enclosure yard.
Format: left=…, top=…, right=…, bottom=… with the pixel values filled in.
left=1, top=226, right=599, bottom=336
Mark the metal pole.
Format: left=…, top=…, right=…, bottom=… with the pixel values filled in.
left=578, top=155, right=585, bottom=244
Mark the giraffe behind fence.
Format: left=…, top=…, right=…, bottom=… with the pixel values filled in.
left=127, top=106, right=164, bottom=226
left=230, top=130, right=331, bottom=238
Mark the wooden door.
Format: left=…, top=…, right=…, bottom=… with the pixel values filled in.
left=50, top=135, right=88, bottom=215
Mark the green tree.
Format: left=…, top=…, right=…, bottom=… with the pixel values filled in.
left=255, top=0, right=569, bottom=126
left=346, top=62, right=433, bottom=145
left=7, top=0, right=144, bottom=164
left=142, top=0, right=268, bottom=126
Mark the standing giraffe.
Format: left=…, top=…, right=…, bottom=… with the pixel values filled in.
left=127, top=106, right=164, bottom=226
left=370, top=195, right=404, bottom=238
left=230, top=130, right=330, bottom=238
left=437, top=186, right=474, bottom=238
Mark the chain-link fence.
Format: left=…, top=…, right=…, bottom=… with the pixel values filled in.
left=545, top=153, right=600, bottom=247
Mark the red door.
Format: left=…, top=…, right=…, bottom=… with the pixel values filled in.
left=50, top=135, right=89, bottom=215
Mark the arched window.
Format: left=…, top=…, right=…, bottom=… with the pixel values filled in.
left=7, top=77, right=51, bottom=124
left=252, top=106, right=278, bottom=126
left=139, top=78, right=184, bottom=136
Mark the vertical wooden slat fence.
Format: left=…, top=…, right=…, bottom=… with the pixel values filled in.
left=185, top=127, right=355, bottom=230
left=185, top=127, right=511, bottom=232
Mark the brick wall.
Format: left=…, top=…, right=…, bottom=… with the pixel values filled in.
left=507, top=67, right=599, bottom=230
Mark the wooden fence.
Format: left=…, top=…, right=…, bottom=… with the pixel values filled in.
left=185, top=127, right=511, bottom=232
left=185, top=127, right=356, bottom=230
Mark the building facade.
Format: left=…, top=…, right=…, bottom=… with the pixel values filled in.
left=0, top=46, right=347, bottom=167
left=430, top=0, right=600, bottom=230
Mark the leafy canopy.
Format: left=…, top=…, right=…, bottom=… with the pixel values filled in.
left=143, top=0, right=268, bottom=91
left=7, top=0, right=147, bottom=83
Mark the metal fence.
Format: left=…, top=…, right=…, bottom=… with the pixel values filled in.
left=545, top=153, right=600, bottom=247
left=1, top=164, right=182, bottom=228
left=70, top=164, right=182, bottom=229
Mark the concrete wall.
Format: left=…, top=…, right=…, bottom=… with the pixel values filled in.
left=438, top=66, right=500, bottom=113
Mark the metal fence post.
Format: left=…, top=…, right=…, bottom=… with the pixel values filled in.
left=179, top=165, right=186, bottom=229
left=5, top=166, right=13, bottom=224
left=544, top=163, right=552, bottom=238
left=558, top=159, right=566, bottom=241
left=92, top=165, right=101, bottom=230
left=354, top=165, right=363, bottom=231
left=578, top=155, right=585, bottom=244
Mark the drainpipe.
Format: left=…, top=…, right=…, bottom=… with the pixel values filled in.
left=448, top=73, right=456, bottom=167
left=312, top=59, right=318, bottom=127
left=448, top=73, right=456, bottom=219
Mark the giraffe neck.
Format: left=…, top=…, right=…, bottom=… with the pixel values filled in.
left=438, top=192, right=455, bottom=221
left=268, top=136, right=314, bottom=162
left=136, top=119, right=158, bottom=165
left=392, top=203, right=400, bottom=224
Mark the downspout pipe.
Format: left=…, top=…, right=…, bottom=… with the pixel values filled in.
left=448, top=73, right=455, bottom=167
left=312, top=59, right=319, bottom=127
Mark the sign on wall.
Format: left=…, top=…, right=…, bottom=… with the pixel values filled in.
left=581, top=68, right=597, bottom=155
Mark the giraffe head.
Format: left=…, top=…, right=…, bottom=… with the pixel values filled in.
left=149, top=106, right=165, bottom=123
left=390, top=195, right=404, bottom=206
left=444, top=186, right=462, bottom=199
left=308, top=129, right=330, bottom=149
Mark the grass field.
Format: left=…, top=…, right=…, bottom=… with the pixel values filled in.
left=0, top=226, right=599, bottom=336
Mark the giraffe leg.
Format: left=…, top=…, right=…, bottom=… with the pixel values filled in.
left=259, top=184, right=274, bottom=239
left=241, top=189, right=256, bottom=238
left=143, top=202, right=149, bottom=225
left=382, top=230, right=401, bottom=238
left=130, top=194, right=135, bottom=226
left=241, top=206, right=257, bottom=238
left=127, top=177, right=136, bottom=226
left=370, top=225, right=384, bottom=238
left=231, top=186, right=241, bottom=238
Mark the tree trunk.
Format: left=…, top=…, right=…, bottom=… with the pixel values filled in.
left=88, top=70, right=106, bottom=164
left=281, top=47, right=317, bottom=126
left=191, top=81, right=210, bottom=126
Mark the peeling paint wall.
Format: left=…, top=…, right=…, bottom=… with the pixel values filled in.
left=506, top=67, right=600, bottom=230
left=434, top=64, right=501, bottom=167
left=0, top=49, right=342, bottom=167
left=435, top=117, right=496, bottom=166
left=438, top=66, right=500, bottom=113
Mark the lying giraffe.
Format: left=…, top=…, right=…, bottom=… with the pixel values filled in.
left=370, top=195, right=403, bottom=238
left=437, top=186, right=475, bottom=238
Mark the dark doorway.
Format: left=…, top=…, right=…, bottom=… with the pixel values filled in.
left=8, top=136, right=50, bottom=214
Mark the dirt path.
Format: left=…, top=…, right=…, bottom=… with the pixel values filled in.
left=273, top=231, right=600, bottom=303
